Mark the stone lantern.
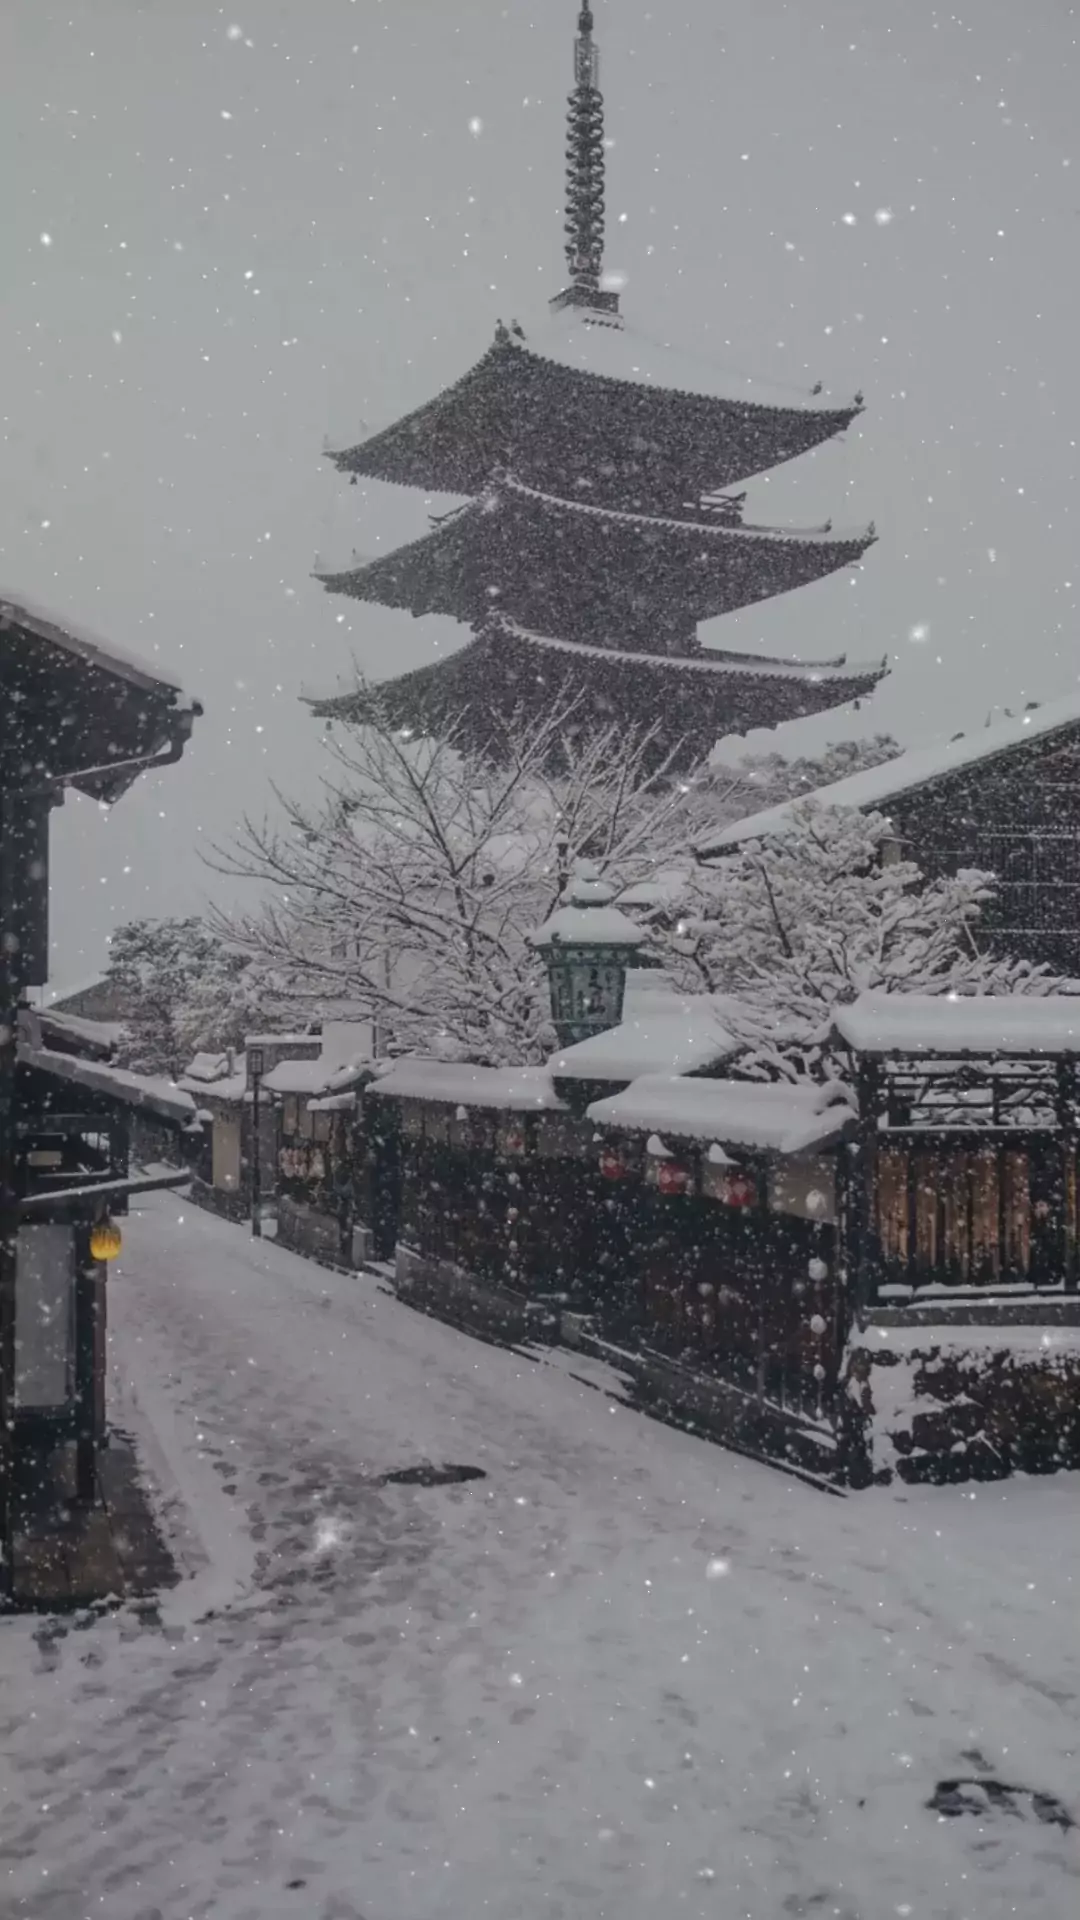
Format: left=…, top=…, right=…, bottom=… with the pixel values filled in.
left=529, top=865, right=647, bottom=1048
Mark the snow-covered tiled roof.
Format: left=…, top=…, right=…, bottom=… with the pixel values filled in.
left=834, top=991, right=1080, bottom=1056
left=549, top=997, right=739, bottom=1083
left=588, top=1075, right=854, bottom=1154
left=0, top=586, right=195, bottom=707
left=37, top=1008, right=121, bottom=1060
left=516, top=309, right=859, bottom=413
left=20, top=1041, right=199, bottom=1129
left=369, top=1060, right=566, bottom=1112
left=696, top=690, right=1080, bottom=855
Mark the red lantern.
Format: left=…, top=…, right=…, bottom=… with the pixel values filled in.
left=599, top=1147, right=626, bottom=1181
left=503, top=1126, right=525, bottom=1156
left=656, top=1160, right=690, bottom=1197
left=723, top=1171, right=757, bottom=1208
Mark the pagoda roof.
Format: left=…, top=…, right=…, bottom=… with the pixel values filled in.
left=328, top=311, right=863, bottom=506
left=305, top=619, right=887, bottom=774
left=317, top=475, right=875, bottom=645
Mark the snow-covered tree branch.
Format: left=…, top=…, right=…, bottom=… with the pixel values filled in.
left=667, top=803, right=1073, bottom=1082
left=106, top=917, right=279, bottom=1078
left=209, top=693, right=691, bottom=1065
left=685, top=732, right=902, bottom=840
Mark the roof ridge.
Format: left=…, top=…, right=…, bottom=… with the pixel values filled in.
left=496, top=473, right=875, bottom=546
left=490, top=619, right=888, bottom=684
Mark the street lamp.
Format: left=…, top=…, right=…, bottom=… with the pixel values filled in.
left=529, top=865, right=647, bottom=1049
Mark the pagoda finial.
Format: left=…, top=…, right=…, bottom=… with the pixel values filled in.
left=551, top=2, right=620, bottom=318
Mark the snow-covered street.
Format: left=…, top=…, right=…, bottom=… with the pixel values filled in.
left=1, top=1197, right=1077, bottom=1920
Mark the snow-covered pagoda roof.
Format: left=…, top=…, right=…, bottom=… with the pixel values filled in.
left=327, top=312, right=863, bottom=508
left=588, top=1074, right=854, bottom=1155
left=307, top=619, right=888, bottom=775
left=316, top=3, right=877, bottom=774
left=696, top=690, right=1080, bottom=856
left=317, top=474, right=875, bottom=643
left=834, top=991, right=1080, bottom=1057
left=0, top=587, right=201, bottom=802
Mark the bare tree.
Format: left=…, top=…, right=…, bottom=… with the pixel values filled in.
left=210, top=691, right=691, bottom=1064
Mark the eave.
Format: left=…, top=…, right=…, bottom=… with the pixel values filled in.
left=327, top=330, right=863, bottom=505
left=0, top=591, right=202, bottom=801
left=316, top=477, right=876, bottom=641
left=305, top=620, right=887, bottom=773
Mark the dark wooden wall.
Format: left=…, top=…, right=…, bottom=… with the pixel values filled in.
left=894, top=725, right=1080, bottom=972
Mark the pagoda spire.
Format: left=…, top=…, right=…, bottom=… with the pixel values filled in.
left=552, top=5, right=620, bottom=318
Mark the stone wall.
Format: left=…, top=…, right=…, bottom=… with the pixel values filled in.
left=842, top=1316, right=1080, bottom=1484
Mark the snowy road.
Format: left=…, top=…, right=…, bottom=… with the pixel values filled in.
left=1, top=1198, right=1077, bottom=1920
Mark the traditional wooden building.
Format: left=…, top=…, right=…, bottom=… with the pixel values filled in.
left=356, top=974, right=1080, bottom=1486
left=1, top=591, right=201, bottom=1596
left=311, top=5, right=883, bottom=767
left=696, top=693, right=1080, bottom=973
left=833, top=992, right=1080, bottom=1483
left=365, top=1061, right=594, bottom=1345
left=263, top=1023, right=374, bottom=1265
left=179, top=1035, right=321, bottom=1223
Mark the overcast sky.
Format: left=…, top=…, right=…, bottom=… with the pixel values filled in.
left=2, top=0, right=1078, bottom=990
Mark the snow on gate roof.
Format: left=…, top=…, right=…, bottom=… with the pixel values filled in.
left=834, top=991, right=1080, bottom=1056
left=588, top=1075, right=854, bottom=1155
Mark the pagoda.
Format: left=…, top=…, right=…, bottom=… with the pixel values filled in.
left=314, top=5, right=883, bottom=766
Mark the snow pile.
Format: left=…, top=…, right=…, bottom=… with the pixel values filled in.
left=178, top=1052, right=248, bottom=1104
left=0, top=584, right=195, bottom=704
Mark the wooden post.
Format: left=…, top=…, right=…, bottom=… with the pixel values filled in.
left=0, top=793, right=21, bottom=1591
left=248, top=1049, right=264, bottom=1238
left=1053, top=1059, right=1068, bottom=1297
left=73, top=1230, right=97, bottom=1505
left=851, top=1058, right=879, bottom=1314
